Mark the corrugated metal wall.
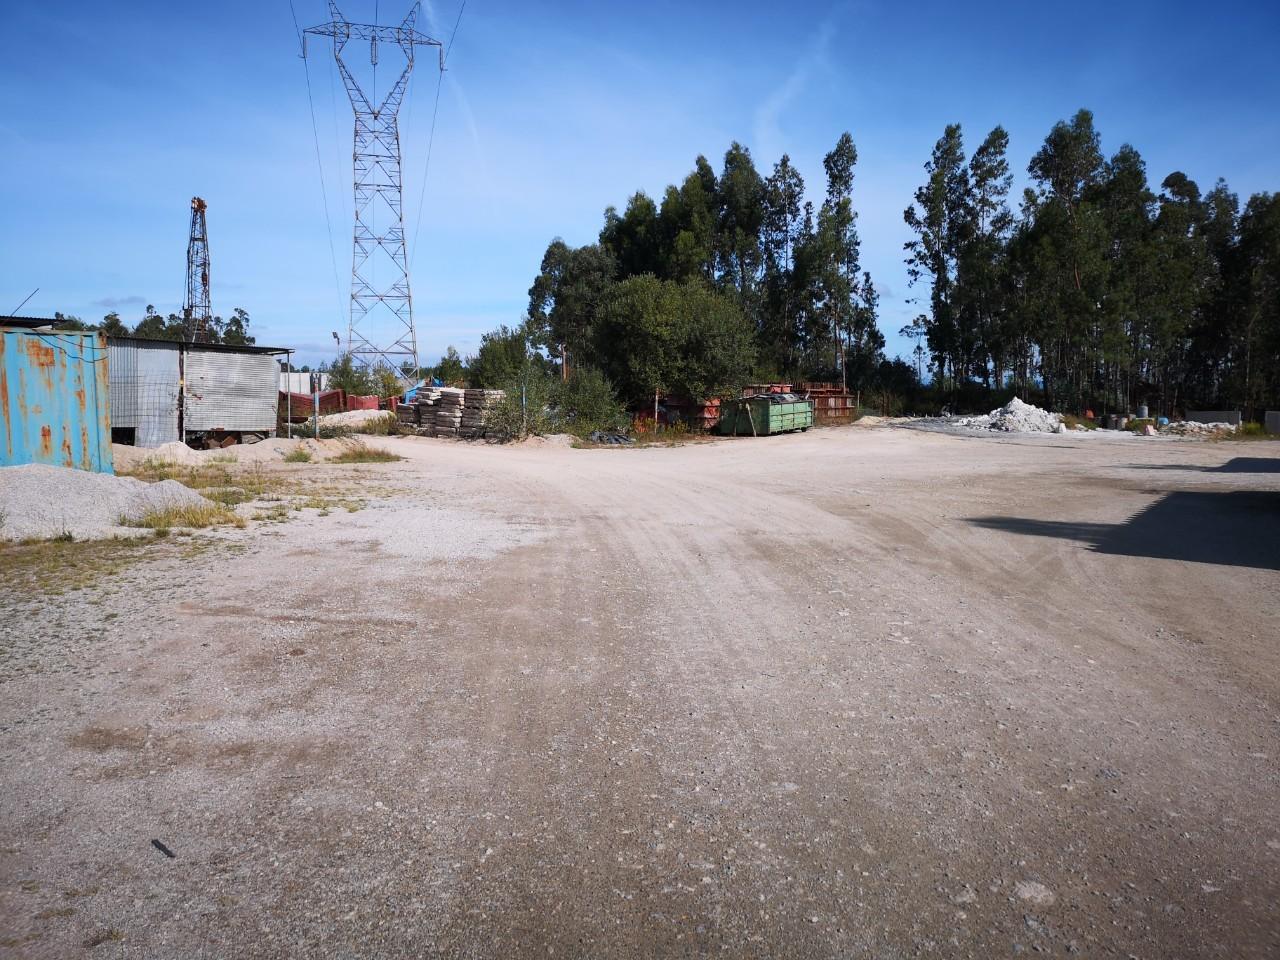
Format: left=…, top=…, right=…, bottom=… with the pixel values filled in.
left=0, top=328, right=113, bottom=472
left=184, top=348, right=278, bottom=432
left=107, top=339, right=181, bottom=447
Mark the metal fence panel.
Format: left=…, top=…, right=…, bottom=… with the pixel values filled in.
left=1186, top=410, right=1242, bottom=425
left=280, top=371, right=329, bottom=393
left=184, top=348, right=278, bottom=432
left=1, top=328, right=113, bottom=472
left=107, top=338, right=181, bottom=447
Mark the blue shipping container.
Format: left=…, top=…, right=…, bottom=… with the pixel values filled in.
left=0, top=328, right=114, bottom=473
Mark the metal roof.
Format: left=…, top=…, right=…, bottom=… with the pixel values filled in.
left=0, top=315, right=59, bottom=329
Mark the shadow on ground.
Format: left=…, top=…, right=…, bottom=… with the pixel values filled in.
left=970, top=490, right=1280, bottom=570
left=1126, top=457, right=1280, bottom=474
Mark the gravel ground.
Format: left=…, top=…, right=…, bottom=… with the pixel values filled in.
left=1, top=426, right=1278, bottom=958
left=0, top=464, right=212, bottom=541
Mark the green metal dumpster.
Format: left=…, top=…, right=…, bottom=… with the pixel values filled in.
left=716, top=393, right=814, bottom=436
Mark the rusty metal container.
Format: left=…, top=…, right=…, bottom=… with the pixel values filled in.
left=0, top=327, right=113, bottom=472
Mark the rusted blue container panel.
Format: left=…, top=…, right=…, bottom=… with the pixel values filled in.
left=0, top=328, right=113, bottom=473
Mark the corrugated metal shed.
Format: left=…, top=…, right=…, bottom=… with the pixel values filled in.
left=104, top=337, right=288, bottom=447
left=0, top=327, right=113, bottom=472
left=108, top=338, right=181, bottom=447
left=185, top=347, right=278, bottom=432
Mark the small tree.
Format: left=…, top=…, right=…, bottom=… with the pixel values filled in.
left=488, top=361, right=556, bottom=441
left=327, top=352, right=378, bottom=396
left=469, top=324, right=533, bottom=388
left=98, top=312, right=129, bottom=337
left=434, top=346, right=467, bottom=385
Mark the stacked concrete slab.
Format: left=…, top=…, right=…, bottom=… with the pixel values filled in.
left=433, top=388, right=465, bottom=438
left=460, top=390, right=504, bottom=438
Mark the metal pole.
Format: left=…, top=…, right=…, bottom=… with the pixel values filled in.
left=286, top=351, right=293, bottom=439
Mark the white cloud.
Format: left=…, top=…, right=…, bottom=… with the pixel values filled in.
left=753, top=18, right=839, bottom=161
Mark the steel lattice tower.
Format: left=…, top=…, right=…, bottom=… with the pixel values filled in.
left=182, top=197, right=212, bottom=342
left=305, top=2, right=442, bottom=376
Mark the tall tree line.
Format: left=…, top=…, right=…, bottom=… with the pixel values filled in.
left=526, top=134, right=895, bottom=405
left=904, top=109, right=1280, bottom=415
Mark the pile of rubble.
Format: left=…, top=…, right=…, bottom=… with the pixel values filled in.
left=396, top=387, right=505, bottom=440
left=953, top=397, right=1064, bottom=434
left=1161, top=420, right=1238, bottom=436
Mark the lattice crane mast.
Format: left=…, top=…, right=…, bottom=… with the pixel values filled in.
left=182, top=196, right=212, bottom=342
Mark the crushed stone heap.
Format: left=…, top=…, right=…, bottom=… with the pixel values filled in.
left=954, top=397, right=1063, bottom=433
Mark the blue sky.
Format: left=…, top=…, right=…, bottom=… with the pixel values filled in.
left=2, top=0, right=1277, bottom=368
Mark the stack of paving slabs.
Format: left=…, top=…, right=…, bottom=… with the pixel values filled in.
left=413, top=389, right=442, bottom=436
left=396, top=403, right=420, bottom=428
left=433, top=388, right=465, bottom=438
left=460, top=389, right=505, bottom=438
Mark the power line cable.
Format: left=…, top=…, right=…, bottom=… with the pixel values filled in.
left=289, top=0, right=346, bottom=328
left=410, top=1, right=466, bottom=270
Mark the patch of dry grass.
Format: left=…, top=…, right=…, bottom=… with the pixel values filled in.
left=0, top=534, right=214, bottom=596
left=328, top=443, right=402, bottom=464
left=124, top=503, right=244, bottom=531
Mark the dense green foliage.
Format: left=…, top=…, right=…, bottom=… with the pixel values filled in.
left=468, top=324, right=537, bottom=389
left=552, top=366, right=629, bottom=434
left=485, top=363, right=629, bottom=440
left=526, top=134, right=887, bottom=402
left=905, top=109, right=1280, bottom=415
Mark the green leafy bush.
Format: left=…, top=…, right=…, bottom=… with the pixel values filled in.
left=488, top=363, right=556, bottom=441
left=553, top=367, right=628, bottom=435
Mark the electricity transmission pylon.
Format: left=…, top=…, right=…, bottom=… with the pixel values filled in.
left=304, top=2, right=443, bottom=378
left=183, top=197, right=212, bottom=342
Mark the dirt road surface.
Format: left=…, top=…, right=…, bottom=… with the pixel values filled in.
left=2, top=426, right=1278, bottom=958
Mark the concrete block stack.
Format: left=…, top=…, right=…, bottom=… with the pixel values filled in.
left=433, top=388, right=465, bottom=438
left=396, top=402, right=420, bottom=428
left=460, top=389, right=505, bottom=438
left=412, top=389, right=442, bottom=436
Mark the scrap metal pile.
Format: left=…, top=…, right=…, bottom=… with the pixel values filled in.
left=396, top=387, right=505, bottom=439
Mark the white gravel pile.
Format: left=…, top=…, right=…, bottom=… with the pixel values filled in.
left=319, top=409, right=394, bottom=430
left=0, top=463, right=212, bottom=541
left=1161, top=420, right=1238, bottom=436
left=954, top=397, right=1063, bottom=433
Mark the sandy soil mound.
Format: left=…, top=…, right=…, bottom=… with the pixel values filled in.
left=318, top=409, right=395, bottom=429
left=111, top=435, right=395, bottom=468
left=0, top=464, right=212, bottom=541
left=515, top=433, right=576, bottom=448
